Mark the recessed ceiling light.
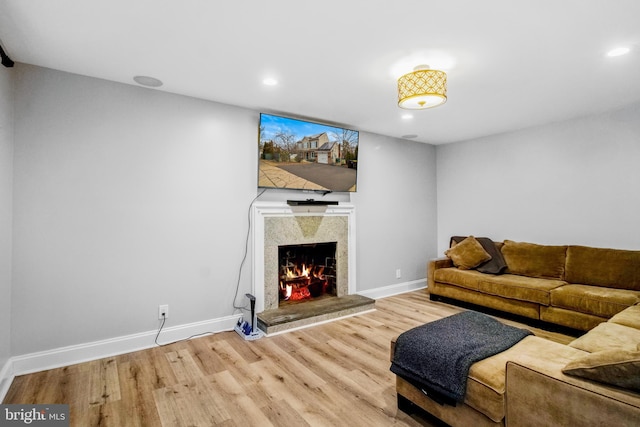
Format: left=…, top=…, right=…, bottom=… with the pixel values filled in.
left=606, top=47, right=630, bottom=57
left=263, top=78, right=278, bottom=86
left=133, top=75, right=163, bottom=87
left=402, top=113, right=414, bottom=120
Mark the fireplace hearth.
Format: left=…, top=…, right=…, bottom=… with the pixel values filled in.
left=257, top=294, right=375, bottom=335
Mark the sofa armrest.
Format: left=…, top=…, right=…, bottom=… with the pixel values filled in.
left=427, top=257, right=453, bottom=289
left=506, top=359, right=640, bottom=427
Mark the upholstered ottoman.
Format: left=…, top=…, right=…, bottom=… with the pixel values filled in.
left=390, top=313, right=585, bottom=427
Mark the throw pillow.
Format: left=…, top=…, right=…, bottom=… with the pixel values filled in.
left=562, top=349, right=640, bottom=391
left=450, top=236, right=507, bottom=274
left=445, top=236, right=492, bottom=270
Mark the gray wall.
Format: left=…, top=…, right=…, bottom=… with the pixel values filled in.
left=353, top=132, right=437, bottom=289
left=0, top=65, right=13, bottom=368
left=11, top=64, right=438, bottom=356
left=436, top=102, right=640, bottom=254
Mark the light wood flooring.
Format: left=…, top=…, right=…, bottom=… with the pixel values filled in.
left=3, top=291, right=574, bottom=426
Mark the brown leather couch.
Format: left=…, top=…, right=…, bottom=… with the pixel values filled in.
left=428, top=239, right=640, bottom=331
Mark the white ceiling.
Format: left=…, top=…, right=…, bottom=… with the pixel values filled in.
left=1, top=0, right=639, bottom=145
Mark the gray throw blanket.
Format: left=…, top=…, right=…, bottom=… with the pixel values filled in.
left=391, top=311, right=532, bottom=403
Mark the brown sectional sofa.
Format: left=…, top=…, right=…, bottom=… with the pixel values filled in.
left=392, top=303, right=640, bottom=426
left=428, top=239, right=640, bottom=331
left=390, top=238, right=640, bottom=426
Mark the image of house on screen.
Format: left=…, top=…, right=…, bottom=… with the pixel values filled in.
left=296, top=132, right=341, bottom=164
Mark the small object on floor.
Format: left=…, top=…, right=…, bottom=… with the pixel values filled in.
left=234, top=318, right=264, bottom=341
left=234, top=293, right=264, bottom=341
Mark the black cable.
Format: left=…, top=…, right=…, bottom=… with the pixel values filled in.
left=232, top=188, right=267, bottom=312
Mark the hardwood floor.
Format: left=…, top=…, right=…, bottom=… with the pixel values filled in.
left=3, top=291, right=573, bottom=426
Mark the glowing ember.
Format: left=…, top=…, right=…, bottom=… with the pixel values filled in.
left=280, top=263, right=330, bottom=302
left=289, top=287, right=311, bottom=300
left=280, top=281, right=314, bottom=301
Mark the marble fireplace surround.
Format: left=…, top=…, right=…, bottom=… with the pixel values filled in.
left=251, top=201, right=356, bottom=314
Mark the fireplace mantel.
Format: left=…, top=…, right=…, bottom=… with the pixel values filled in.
left=251, top=201, right=356, bottom=313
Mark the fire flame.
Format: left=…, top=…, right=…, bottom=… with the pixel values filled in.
left=285, top=264, right=314, bottom=278
left=280, top=264, right=327, bottom=301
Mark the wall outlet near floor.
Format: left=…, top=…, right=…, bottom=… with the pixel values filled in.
left=158, top=304, right=169, bottom=320
left=396, top=269, right=402, bottom=279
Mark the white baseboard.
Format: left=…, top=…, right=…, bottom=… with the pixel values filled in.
left=1, top=313, right=242, bottom=401
left=357, top=278, right=427, bottom=300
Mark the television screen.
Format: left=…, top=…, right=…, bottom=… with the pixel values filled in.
left=258, top=113, right=359, bottom=193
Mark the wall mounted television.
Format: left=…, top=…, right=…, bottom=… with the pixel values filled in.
left=258, top=113, right=359, bottom=193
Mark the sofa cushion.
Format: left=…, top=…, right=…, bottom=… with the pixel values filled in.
left=562, top=348, right=640, bottom=391
left=539, top=306, right=607, bottom=332
left=550, top=284, right=640, bottom=318
left=501, top=240, right=567, bottom=280
left=433, top=268, right=485, bottom=291
left=609, top=304, right=640, bottom=329
left=466, top=336, right=584, bottom=423
left=569, top=322, right=640, bottom=353
left=477, top=275, right=565, bottom=305
left=565, top=245, right=640, bottom=291
left=445, top=236, right=492, bottom=270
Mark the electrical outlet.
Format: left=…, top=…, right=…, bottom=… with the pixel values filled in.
left=158, top=304, right=169, bottom=320
left=396, top=269, right=402, bottom=279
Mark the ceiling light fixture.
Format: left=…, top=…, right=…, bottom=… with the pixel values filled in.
left=398, top=65, right=447, bottom=109
left=263, top=78, right=278, bottom=86
left=607, top=47, right=630, bottom=57
left=133, top=75, right=163, bottom=87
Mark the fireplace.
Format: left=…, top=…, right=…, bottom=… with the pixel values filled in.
left=278, top=242, right=337, bottom=305
left=252, top=203, right=355, bottom=312
left=252, top=202, right=374, bottom=334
